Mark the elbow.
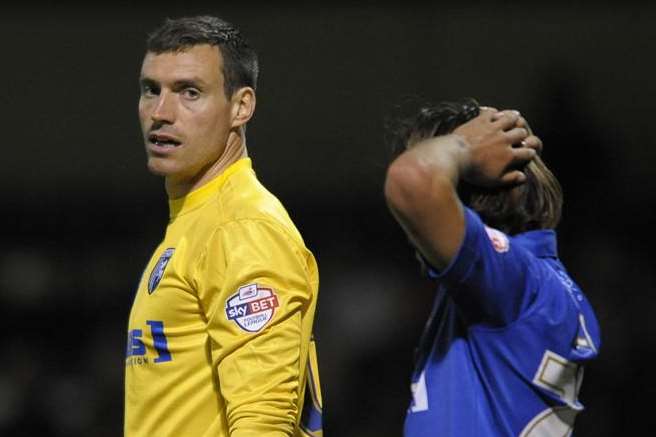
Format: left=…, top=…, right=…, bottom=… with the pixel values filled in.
left=384, top=159, right=418, bottom=213
left=384, top=156, right=445, bottom=216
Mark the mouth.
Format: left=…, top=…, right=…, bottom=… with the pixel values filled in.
left=148, top=133, right=182, bottom=148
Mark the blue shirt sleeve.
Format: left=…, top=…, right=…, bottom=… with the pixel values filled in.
left=427, top=207, right=539, bottom=326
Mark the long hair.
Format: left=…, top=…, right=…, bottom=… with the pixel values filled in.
left=389, top=98, right=563, bottom=234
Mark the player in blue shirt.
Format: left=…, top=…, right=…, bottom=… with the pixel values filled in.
left=384, top=99, right=600, bottom=436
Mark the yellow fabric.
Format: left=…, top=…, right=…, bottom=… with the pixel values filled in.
left=125, top=158, right=321, bottom=436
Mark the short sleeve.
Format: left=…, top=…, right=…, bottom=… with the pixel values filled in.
left=427, top=208, right=539, bottom=326
left=195, top=218, right=315, bottom=436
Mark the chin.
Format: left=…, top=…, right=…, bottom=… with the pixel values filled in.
left=146, top=158, right=177, bottom=176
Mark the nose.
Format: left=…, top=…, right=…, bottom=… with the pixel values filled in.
left=151, top=91, right=177, bottom=124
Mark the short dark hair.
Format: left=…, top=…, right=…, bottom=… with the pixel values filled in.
left=146, top=15, right=258, bottom=98
left=388, top=98, right=563, bottom=234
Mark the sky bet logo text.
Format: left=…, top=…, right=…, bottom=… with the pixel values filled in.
left=126, top=320, right=172, bottom=366
left=226, top=295, right=279, bottom=319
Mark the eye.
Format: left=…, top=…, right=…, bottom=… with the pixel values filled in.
left=182, top=88, right=201, bottom=100
left=141, top=83, right=159, bottom=97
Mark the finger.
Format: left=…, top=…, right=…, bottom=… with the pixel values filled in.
left=493, top=110, right=521, bottom=130
left=521, top=135, right=543, bottom=154
left=515, top=116, right=534, bottom=136
left=479, top=106, right=498, bottom=120
left=511, top=146, right=537, bottom=165
left=500, top=170, right=528, bottom=185
left=480, top=106, right=499, bottom=113
left=492, top=109, right=520, bottom=118
left=505, top=127, right=529, bottom=144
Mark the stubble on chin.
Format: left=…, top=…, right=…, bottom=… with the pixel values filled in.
left=146, top=156, right=172, bottom=176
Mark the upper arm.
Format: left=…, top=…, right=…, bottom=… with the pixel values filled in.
left=384, top=144, right=466, bottom=271
left=432, top=209, right=540, bottom=325
left=196, top=219, right=315, bottom=435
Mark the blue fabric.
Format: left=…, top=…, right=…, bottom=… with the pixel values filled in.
left=404, top=208, right=600, bottom=436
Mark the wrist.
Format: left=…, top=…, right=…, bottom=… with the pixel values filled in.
left=398, top=134, right=472, bottom=189
left=441, top=134, right=472, bottom=185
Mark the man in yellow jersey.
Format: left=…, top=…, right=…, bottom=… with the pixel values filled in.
left=125, top=16, right=322, bottom=437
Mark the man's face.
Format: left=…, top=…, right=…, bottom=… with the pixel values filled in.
left=138, top=44, right=234, bottom=183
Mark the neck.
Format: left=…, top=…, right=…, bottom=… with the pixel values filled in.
left=166, top=132, right=248, bottom=199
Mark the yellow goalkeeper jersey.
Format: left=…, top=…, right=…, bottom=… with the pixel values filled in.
left=125, top=158, right=322, bottom=437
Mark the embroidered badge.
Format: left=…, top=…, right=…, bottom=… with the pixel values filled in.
left=484, top=226, right=510, bottom=253
left=225, top=284, right=280, bottom=333
left=147, top=248, right=175, bottom=294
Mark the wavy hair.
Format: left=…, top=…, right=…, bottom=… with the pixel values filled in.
left=388, top=98, right=562, bottom=234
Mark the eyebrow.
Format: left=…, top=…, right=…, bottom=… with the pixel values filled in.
left=139, top=76, right=208, bottom=89
left=173, top=79, right=206, bottom=90
left=139, top=77, right=158, bottom=87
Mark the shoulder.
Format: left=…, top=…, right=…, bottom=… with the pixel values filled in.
left=188, top=167, right=305, bottom=255
left=222, top=169, right=301, bottom=236
left=432, top=207, right=534, bottom=283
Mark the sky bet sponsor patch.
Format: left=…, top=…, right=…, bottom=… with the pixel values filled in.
left=484, top=226, right=510, bottom=253
left=225, top=284, right=280, bottom=332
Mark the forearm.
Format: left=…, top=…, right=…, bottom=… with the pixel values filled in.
left=385, top=134, right=470, bottom=269
left=219, top=312, right=303, bottom=437
left=385, top=134, right=469, bottom=207
left=408, top=133, right=471, bottom=187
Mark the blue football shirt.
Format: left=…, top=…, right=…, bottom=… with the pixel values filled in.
left=404, top=208, right=600, bottom=437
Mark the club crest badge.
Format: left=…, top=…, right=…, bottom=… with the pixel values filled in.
left=148, top=248, right=175, bottom=294
left=225, top=284, right=280, bottom=333
left=484, top=226, right=510, bottom=253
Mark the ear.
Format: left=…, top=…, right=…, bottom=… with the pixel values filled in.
left=230, top=87, right=256, bottom=129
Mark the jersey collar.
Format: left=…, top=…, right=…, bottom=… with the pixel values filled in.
left=512, top=229, right=558, bottom=258
left=168, top=158, right=252, bottom=219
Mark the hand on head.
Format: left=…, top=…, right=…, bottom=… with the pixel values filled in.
left=513, top=112, right=543, bottom=154
left=453, top=107, right=542, bottom=188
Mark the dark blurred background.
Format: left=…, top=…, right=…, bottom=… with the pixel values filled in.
left=2, top=2, right=654, bottom=436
